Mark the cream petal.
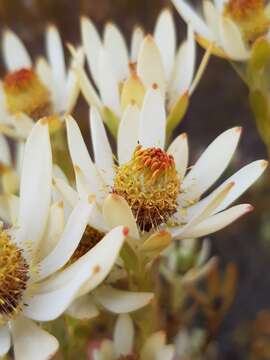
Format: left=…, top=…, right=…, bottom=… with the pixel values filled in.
left=137, top=35, right=166, bottom=96
left=88, top=201, right=109, bottom=233
left=90, top=107, right=115, bottom=186
left=167, top=133, right=189, bottom=181
left=219, top=17, right=250, bottom=61
left=7, top=194, right=19, bottom=225
left=104, top=23, right=129, bottom=82
left=196, top=238, right=211, bottom=266
left=203, top=0, right=220, bottom=37
left=138, top=86, right=166, bottom=149
left=94, top=285, right=153, bottom=313
left=103, top=194, right=139, bottom=239
left=0, top=326, right=10, bottom=356
left=66, top=115, right=104, bottom=199
left=98, top=48, right=121, bottom=115
left=182, top=256, right=218, bottom=284
left=10, top=113, right=35, bottom=138
left=114, top=314, right=134, bottom=357
left=0, top=133, right=11, bottom=165
left=154, top=9, right=176, bottom=80
left=131, top=26, right=144, bottom=62
left=2, top=30, right=32, bottom=71
left=81, top=16, right=102, bottom=86
left=0, top=195, right=10, bottom=223
left=141, top=332, right=166, bottom=360
left=17, top=120, right=52, bottom=255
left=156, top=345, right=175, bottom=360
left=38, top=199, right=93, bottom=280
left=35, top=57, right=53, bottom=95
left=172, top=0, right=215, bottom=41
left=176, top=204, right=253, bottom=239
left=11, top=317, right=58, bottom=360
left=214, top=0, right=226, bottom=11
left=53, top=177, right=79, bottom=207
left=117, top=104, right=140, bottom=165
left=67, top=295, right=99, bottom=320
left=25, top=227, right=127, bottom=320
left=182, top=127, right=242, bottom=202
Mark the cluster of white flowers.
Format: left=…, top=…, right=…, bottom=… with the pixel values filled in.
left=0, top=4, right=267, bottom=360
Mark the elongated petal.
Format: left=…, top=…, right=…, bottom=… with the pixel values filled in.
left=167, top=133, right=188, bottom=181
left=137, top=35, right=166, bottom=95
left=131, top=26, right=144, bottom=62
left=156, top=345, right=175, bottom=360
left=203, top=0, right=220, bottom=36
left=17, top=120, right=52, bottom=255
left=176, top=204, right=253, bottom=239
left=94, top=286, right=153, bottom=313
left=114, top=314, right=134, bottom=357
left=154, top=9, right=176, bottom=80
left=67, top=295, right=99, bottom=320
left=10, top=113, right=35, bottom=138
left=104, top=23, right=129, bottom=81
left=171, top=0, right=215, bottom=41
left=219, top=17, right=250, bottom=61
left=103, top=194, right=139, bottom=239
left=3, top=30, right=32, bottom=71
left=90, top=107, right=115, bottom=186
left=11, top=317, right=58, bottom=360
left=38, top=199, right=93, bottom=280
left=0, top=326, right=10, bottom=356
left=141, top=332, right=166, bottom=360
left=81, top=16, right=102, bottom=86
left=182, top=127, right=242, bottom=202
left=35, top=57, right=53, bottom=95
left=53, top=177, right=79, bottom=207
left=138, top=86, right=166, bottom=149
left=0, top=133, right=11, bottom=165
left=117, top=104, right=140, bottom=164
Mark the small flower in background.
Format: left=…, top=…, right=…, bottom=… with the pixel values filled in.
left=88, top=314, right=175, bottom=360
left=171, top=0, right=270, bottom=61
left=74, top=9, right=211, bottom=138
left=0, top=26, right=83, bottom=139
left=0, top=120, right=129, bottom=359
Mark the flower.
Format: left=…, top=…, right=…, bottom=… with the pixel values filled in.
left=0, top=120, right=129, bottom=359
left=89, top=314, right=175, bottom=360
left=0, top=26, right=83, bottom=139
left=171, top=0, right=270, bottom=61
left=74, top=9, right=210, bottom=137
left=58, top=90, right=267, bottom=249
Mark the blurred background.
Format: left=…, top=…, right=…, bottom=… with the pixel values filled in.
left=1, top=0, right=270, bottom=358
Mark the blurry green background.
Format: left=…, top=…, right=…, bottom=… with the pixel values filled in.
left=1, top=0, right=270, bottom=358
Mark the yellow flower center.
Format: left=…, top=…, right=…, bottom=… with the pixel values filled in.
left=0, top=230, right=29, bottom=325
left=3, top=68, right=52, bottom=120
left=113, top=145, right=180, bottom=232
left=224, top=0, right=270, bottom=44
left=69, top=225, right=104, bottom=263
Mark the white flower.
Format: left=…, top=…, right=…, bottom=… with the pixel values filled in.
left=0, top=26, right=83, bottom=139
left=0, top=120, right=128, bottom=359
left=91, top=314, right=175, bottom=360
left=75, top=9, right=210, bottom=136
left=171, top=0, right=270, bottom=61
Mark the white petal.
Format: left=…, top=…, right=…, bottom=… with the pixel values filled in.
left=141, top=332, right=166, bottom=360
left=137, top=35, right=166, bottom=96
left=138, top=86, right=166, bottom=149
left=117, top=104, right=140, bottom=164
left=203, top=0, right=220, bottom=37
left=131, top=26, right=144, bottom=62
left=10, top=113, right=35, bottom=138
left=53, top=177, right=79, bottom=207
left=171, top=0, right=215, bottom=41
left=67, top=295, right=99, bottom=320
left=35, top=57, right=53, bottom=95
left=98, top=48, right=121, bottom=115
left=25, top=227, right=127, bottom=321
left=167, top=133, right=189, bottom=181
left=11, top=317, right=58, bottom=360
left=177, top=204, right=253, bottom=239
left=156, top=345, right=175, bottom=360
left=219, top=17, right=250, bottom=61
left=90, top=107, right=115, bottom=186
left=0, top=326, right=10, bottom=356
left=17, top=120, right=52, bottom=255
left=81, top=16, right=102, bottom=86
left=182, top=127, right=242, bottom=202
left=88, top=201, right=109, bottom=233
left=7, top=194, right=19, bottom=225
left=94, top=286, right=153, bottom=313
left=2, top=30, right=32, bottom=71
left=103, top=194, right=139, bottom=239
left=154, top=9, right=176, bottom=80
left=66, top=115, right=104, bottom=200
left=0, top=133, right=11, bottom=165
left=114, top=314, right=134, bottom=356
left=38, top=199, right=93, bottom=280
left=104, top=23, right=129, bottom=82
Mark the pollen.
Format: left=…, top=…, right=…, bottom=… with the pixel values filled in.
left=0, top=230, right=29, bottom=325
left=113, top=145, right=180, bottom=232
left=3, top=68, right=52, bottom=120
left=69, top=225, right=104, bottom=263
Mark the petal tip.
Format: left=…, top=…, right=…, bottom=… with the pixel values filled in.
left=123, top=227, right=129, bottom=236
left=261, top=160, right=268, bottom=169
